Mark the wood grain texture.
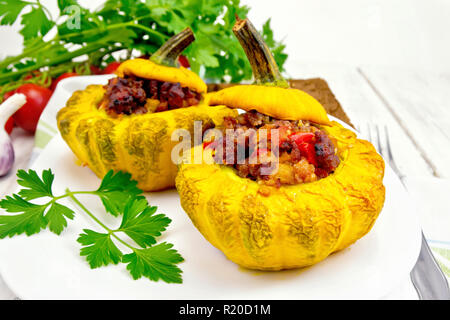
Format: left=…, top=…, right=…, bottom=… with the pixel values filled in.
left=359, top=66, right=450, bottom=178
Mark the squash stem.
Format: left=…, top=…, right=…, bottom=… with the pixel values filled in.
left=150, top=27, right=195, bottom=67
left=233, top=17, right=288, bottom=88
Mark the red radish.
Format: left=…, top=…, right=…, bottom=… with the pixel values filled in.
left=89, top=65, right=103, bottom=75
left=102, top=61, right=122, bottom=74
left=178, top=55, right=190, bottom=68
left=11, top=84, right=52, bottom=133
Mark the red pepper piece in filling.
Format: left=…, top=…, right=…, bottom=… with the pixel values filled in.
left=300, top=142, right=318, bottom=166
left=289, top=132, right=318, bottom=166
left=289, top=132, right=315, bottom=144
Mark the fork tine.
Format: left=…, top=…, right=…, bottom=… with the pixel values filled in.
left=384, top=126, right=394, bottom=162
left=375, top=125, right=384, bottom=157
left=383, top=125, right=405, bottom=180
left=363, top=124, right=404, bottom=180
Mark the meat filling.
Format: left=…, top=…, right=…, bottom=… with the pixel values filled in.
left=100, top=75, right=202, bottom=115
left=206, top=110, right=340, bottom=188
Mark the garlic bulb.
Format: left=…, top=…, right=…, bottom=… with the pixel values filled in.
left=0, top=94, right=27, bottom=177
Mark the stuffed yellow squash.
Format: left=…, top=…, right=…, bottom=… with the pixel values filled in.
left=57, top=28, right=237, bottom=191
left=175, top=18, right=385, bottom=270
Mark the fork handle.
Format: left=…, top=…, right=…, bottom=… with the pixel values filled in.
left=410, top=232, right=450, bottom=300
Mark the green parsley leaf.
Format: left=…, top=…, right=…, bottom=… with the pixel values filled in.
left=118, top=198, right=171, bottom=248
left=97, top=28, right=137, bottom=47
left=188, top=36, right=220, bottom=69
left=96, top=170, right=144, bottom=217
left=16, top=169, right=54, bottom=200
left=20, top=7, right=54, bottom=40
left=45, top=202, right=74, bottom=235
left=101, top=0, right=149, bottom=19
left=57, top=0, right=79, bottom=12
left=1, top=0, right=287, bottom=86
left=0, top=195, right=47, bottom=238
left=0, top=168, right=184, bottom=284
left=123, top=242, right=184, bottom=283
left=0, top=0, right=28, bottom=26
left=77, top=229, right=123, bottom=268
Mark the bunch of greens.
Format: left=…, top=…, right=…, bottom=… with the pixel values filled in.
left=0, top=0, right=287, bottom=97
left=0, top=169, right=184, bottom=284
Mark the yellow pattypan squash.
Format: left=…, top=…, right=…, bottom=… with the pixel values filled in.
left=175, top=18, right=385, bottom=270
left=57, top=28, right=237, bottom=191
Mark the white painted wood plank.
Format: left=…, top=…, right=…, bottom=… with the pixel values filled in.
left=359, top=66, right=450, bottom=178
left=285, top=61, right=433, bottom=178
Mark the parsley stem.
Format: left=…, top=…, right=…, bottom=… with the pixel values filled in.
left=65, top=189, right=135, bottom=251
left=111, top=234, right=135, bottom=251
left=50, top=190, right=96, bottom=202
left=0, top=40, right=47, bottom=70
left=65, top=188, right=112, bottom=233
left=126, top=23, right=167, bottom=44
left=0, top=10, right=167, bottom=72
left=0, top=43, right=119, bottom=84
left=37, top=0, right=54, bottom=22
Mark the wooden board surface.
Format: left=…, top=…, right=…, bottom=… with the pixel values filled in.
left=359, top=66, right=450, bottom=178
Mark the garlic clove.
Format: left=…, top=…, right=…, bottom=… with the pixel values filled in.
left=0, top=130, right=15, bottom=177
left=0, top=93, right=27, bottom=177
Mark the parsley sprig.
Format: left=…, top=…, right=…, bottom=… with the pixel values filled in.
left=0, top=169, right=184, bottom=284
left=0, top=0, right=288, bottom=99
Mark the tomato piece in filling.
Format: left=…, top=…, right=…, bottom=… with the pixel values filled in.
left=211, top=110, right=340, bottom=188
left=288, top=132, right=318, bottom=166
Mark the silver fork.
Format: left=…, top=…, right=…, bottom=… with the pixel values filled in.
left=362, top=124, right=450, bottom=300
